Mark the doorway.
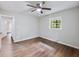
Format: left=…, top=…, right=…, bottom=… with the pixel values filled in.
left=0, top=15, right=14, bottom=41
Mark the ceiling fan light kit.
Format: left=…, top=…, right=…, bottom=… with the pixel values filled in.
left=36, top=8, right=42, bottom=12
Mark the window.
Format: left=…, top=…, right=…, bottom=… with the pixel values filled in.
left=49, top=16, right=62, bottom=29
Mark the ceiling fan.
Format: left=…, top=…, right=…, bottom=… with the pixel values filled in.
left=27, top=1, right=51, bottom=14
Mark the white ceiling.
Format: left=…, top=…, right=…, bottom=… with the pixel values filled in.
left=0, top=1, right=79, bottom=17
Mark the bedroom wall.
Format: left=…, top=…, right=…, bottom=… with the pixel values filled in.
left=0, top=10, right=39, bottom=42
left=13, top=14, right=39, bottom=42
left=39, top=6, right=79, bottom=49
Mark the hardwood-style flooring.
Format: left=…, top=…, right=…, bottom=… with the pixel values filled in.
left=0, top=36, right=79, bottom=57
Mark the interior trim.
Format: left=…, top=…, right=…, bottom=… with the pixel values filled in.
left=40, top=36, right=79, bottom=49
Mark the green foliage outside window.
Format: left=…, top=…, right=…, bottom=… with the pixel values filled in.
left=50, top=20, right=61, bottom=28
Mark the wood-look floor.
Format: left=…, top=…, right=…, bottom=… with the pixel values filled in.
left=0, top=36, right=79, bottom=57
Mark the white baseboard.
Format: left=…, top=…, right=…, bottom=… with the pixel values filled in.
left=13, top=35, right=79, bottom=49
left=14, top=36, right=38, bottom=42
left=40, top=36, right=79, bottom=49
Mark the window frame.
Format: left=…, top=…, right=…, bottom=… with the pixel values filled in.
left=49, top=16, right=62, bottom=29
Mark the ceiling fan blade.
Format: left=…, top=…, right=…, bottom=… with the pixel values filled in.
left=27, top=4, right=37, bottom=8
left=31, top=9, right=36, bottom=12
left=42, top=8, right=51, bottom=10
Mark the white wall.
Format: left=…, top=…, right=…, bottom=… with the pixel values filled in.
left=0, top=10, right=39, bottom=42
left=14, top=14, right=39, bottom=42
left=40, top=7, right=79, bottom=49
